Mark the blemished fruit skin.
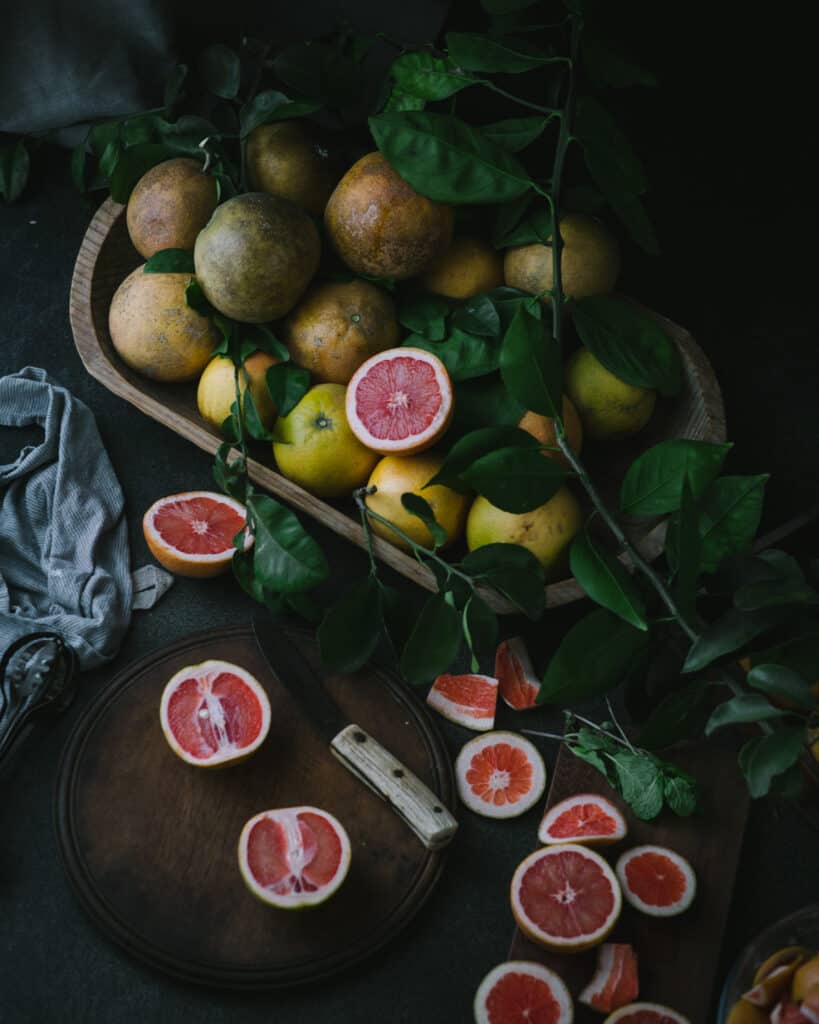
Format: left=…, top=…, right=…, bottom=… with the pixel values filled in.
left=246, top=121, right=341, bottom=217
left=518, top=394, right=584, bottom=468
left=466, top=486, right=582, bottom=580
left=197, top=351, right=279, bottom=432
left=365, top=453, right=469, bottom=551
left=282, top=280, right=399, bottom=384
left=504, top=212, right=621, bottom=304
left=420, top=236, right=504, bottom=299
left=126, top=157, right=217, bottom=259
left=566, top=348, right=657, bottom=441
left=324, top=152, right=454, bottom=279
left=109, top=268, right=219, bottom=382
left=273, top=383, right=378, bottom=498
left=194, top=192, right=320, bottom=323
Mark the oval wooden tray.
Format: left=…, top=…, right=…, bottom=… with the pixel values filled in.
left=69, top=198, right=726, bottom=610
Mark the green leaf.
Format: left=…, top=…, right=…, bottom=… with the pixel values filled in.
left=390, top=51, right=475, bottom=101
left=242, top=390, right=272, bottom=442
left=462, top=594, right=499, bottom=659
left=481, top=115, right=553, bottom=153
left=605, top=189, right=660, bottom=255
left=481, top=0, right=538, bottom=12
left=122, top=112, right=162, bottom=147
left=620, top=440, right=733, bottom=515
left=213, top=442, right=248, bottom=503
left=582, top=38, right=657, bottom=89
left=238, top=90, right=322, bottom=138
left=98, top=140, right=121, bottom=180
left=185, top=277, right=216, bottom=317
left=747, top=664, right=816, bottom=712
left=163, top=64, right=188, bottom=107
left=569, top=529, right=648, bottom=630
left=734, top=551, right=818, bottom=610
left=199, top=44, right=241, bottom=99
left=318, top=576, right=384, bottom=674
left=705, top=694, right=792, bottom=736
left=739, top=726, right=807, bottom=798
left=486, top=286, right=543, bottom=330
left=266, top=363, right=311, bottom=417
left=70, top=142, right=87, bottom=193
left=446, top=32, right=558, bottom=73
left=574, top=94, right=647, bottom=196
left=156, top=114, right=219, bottom=156
left=450, top=295, right=501, bottom=338
left=669, top=476, right=701, bottom=620
left=369, top=111, right=533, bottom=205
left=500, top=305, right=562, bottom=418
left=382, top=88, right=427, bottom=113
left=663, top=771, right=698, bottom=816
left=400, top=593, right=462, bottom=684
left=109, top=143, right=176, bottom=203
left=243, top=324, right=290, bottom=363
left=745, top=632, right=819, bottom=684
left=89, top=121, right=121, bottom=156
left=143, top=248, right=195, bottom=274
left=539, top=608, right=649, bottom=704
left=494, top=202, right=553, bottom=248
left=452, top=375, right=526, bottom=433
left=461, top=543, right=545, bottom=618
left=407, top=329, right=500, bottom=381
left=460, top=446, right=565, bottom=513
left=638, top=681, right=710, bottom=750
left=428, top=425, right=540, bottom=490
left=612, top=752, right=664, bottom=820
left=0, top=141, right=30, bottom=203
left=572, top=296, right=682, bottom=397
left=398, top=293, right=450, bottom=341
left=247, top=494, right=329, bottom=593
left=401, top=494, right=448, bottom=549
left=696, top=475, right=769, bottom=573
left=683, top=606, right=790, bottom=673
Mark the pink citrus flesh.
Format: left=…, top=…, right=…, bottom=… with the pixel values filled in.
left=426, top=673, right=498, bottom=731
left=143, top=490, right=252, bottom=578
left=615, top=845, right=696, bottom=917
left=579, top=943, right=640, bottom=1013
left=539, top=794, right=627, bottom=847
left=495, top=637, right=541, bottom=710
left=474, top=961, right=574, bottom=1024
left=603, top=1003, right=691, bottom=1024
left=455, top=732, right=546, bottom=819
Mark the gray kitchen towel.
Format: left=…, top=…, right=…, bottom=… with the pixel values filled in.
left=0, top=367, right=132, bottom=668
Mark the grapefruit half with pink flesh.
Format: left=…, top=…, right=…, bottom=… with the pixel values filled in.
left=539, top=794, right=627, bottom=847
left=474, top=961, right=574, bottom=1024
left=495, top=637, right=541, bottom=710
left=579, top=943, right=639, bottom=1013
left=159, top=659, right=271, bottom=767
left=345, top=347, right=453, bottom=454
left=238, top=806, right=351, bottom=909
left=603, top=1003, right=691, bottom=1024
left=615, top=845, right=696, bottom=917
left=143, top=490, right=252, bottom=578
left=426, top=673, right=498, bottom=731
left=455, top=732, right=546, bottom=819
left=511, top=843, right=622, bottom=952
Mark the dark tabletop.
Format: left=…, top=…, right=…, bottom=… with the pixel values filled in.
left=2, top=4, right=818, bottom=1022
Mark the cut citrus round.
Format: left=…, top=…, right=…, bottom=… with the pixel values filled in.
left=495, top=638, right=541, bottom=710
left=474, top=961, right=573, bottom=1024
left=345, top=347, right=453, bottom=454
left=538, top=794, right=627, bottom=847
left=238, top=806, right=351, bottom=909
left=426, top=673, right=498, bottom=732
left=579, top=943, right=639, bottom=1013
left=159, top=659, right=271, bottom=767
left=455, top=732, right=546, bottom=819
left=143, top=490, right=251, bottom=578
left=511, top=843, right=622, bottom=952
left=603, top=1003, right=691, bottom=1024
left=615, top=845, right=696, bottom=918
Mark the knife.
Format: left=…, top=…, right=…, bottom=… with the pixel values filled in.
left=251, top=615, right=458, bottom=851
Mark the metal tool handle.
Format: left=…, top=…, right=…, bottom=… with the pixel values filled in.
left=331, top=724, right=458, bottom=851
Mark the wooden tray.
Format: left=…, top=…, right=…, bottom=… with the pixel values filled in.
left=69, top=198, right=727, bottom=611
left=508, top=741, right=749, bottom=1020
left=55, top=625, right=454, bottom=989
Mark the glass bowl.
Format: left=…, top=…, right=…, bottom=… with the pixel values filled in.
left=718, top=905, right=819, bottom=1021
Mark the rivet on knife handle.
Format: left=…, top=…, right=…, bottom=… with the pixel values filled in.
left=330, top=724, right=458, bottom=851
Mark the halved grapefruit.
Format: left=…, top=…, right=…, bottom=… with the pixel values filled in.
left=426, top=673, right=498, bottom=731
left=455, top=732, right=546, bottom=819
left=143, top=490, right=252, bottom=578
left=511, top=844, right=622, bottom=952
left=345, top=347, right=453, bottom=454
left=603, top=1003, right=691, bottom=1024
left=474, top=961, right=573, bottom=1024
left=159, top=659, right=271, bottom=767
left=579, top=943, right=639, bottom=1013
left=238, top=806, right=351, bottom=909
left=495, top=638, right=541, bottom=710
left=615, top=846, right=696, bottom=918
left=539, top=794, right=627, bottom=847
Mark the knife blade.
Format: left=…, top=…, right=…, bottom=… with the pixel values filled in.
left=251, top=615, right=458, bottom=851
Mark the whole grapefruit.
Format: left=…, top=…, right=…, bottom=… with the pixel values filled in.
left=197, top=350, right=279, bottom=432
left=517, top=394, right=583, bottom=467
left=565, top=348, right=657, bottom=441
left=246, top=121, right=342, bottom=217
left=420, top=236, right=504, bottom=299
left=126, top=157, right=217, bottom=259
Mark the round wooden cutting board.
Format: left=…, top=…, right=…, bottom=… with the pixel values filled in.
left=55, top=625, right=454, bottom=989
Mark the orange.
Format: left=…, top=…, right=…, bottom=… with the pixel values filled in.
left=245, top=121, right=341, bottom=217
left=565, top=348, right=656, bottom=441
left=517, top=394, right=583, bottom=467
left=196, top=351, right=279, bottom=432
left=142, top=490, right=251, bottom=578
left=455, top=732, right=546, bottom=818
left=420, top=236, right=504, bottom=299
left=126, top=157, right=217, bottom=259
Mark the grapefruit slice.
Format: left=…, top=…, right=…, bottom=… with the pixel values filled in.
left=238, top=806, right=351, bottom=909
left=579, top=943, right=639, bottom=1013
left=511, top=843, right=622, bottom=952
left=495, top=637, right=541, bottom=710
left=615, top=845, right=696, bottom=918
left=539, top=794, right=627, bottom=847
left=455, top=732, right=546, bottom=819
left=426, top=673, right=498, bottom=731
left=603, top=1003, right=691, bottom=1024
left=474, top=961, right=573, bottom=1024
left=159, top=659, right=271, bottom=767
left=345, top=347, right=453, bottom=454
left=143, top=490, right=252, bottom=578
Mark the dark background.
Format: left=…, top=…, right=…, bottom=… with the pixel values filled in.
left=1, top=2, right=818, bottom=1022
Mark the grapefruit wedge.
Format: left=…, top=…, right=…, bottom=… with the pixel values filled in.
left=238, top=806, right=351, bottom=909
left=615, top=846, right=696, bottom=918
left=511, top=844, right=622, bottom=952
left=495, top=638, right=541, bottom=710
left=603, top=1004, right=690, bottom=1024
left=579, top=943, right=639, bottom=1013
left=159, top=659, right=271, bottom=767
left=474, top=961, right=573, bottom=1024
left=345, top=347, right=453, bottom=454
left=426, top=673, right=498, bottom=731
left=539, top=794, right=627, bottom=847
left=143, top=490, right=251, bottom=578
left=456, top=732, right=546, bottom=819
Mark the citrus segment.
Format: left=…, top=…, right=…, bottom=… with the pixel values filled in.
left=143, top=491, right=251, bottom=578
left=539, top=794, right=627, bottom=847
left=345, top=347, right=453, bottom=454
left=426, top=673, right=498, bottom=732
left=615, top=846, right=696, bottom=918
left=455, top=732, right=546, bottom=819
left=495, top=637, right=541, bottom=710
left=159, top=660, right=271, bottom=767
left=511, top=844, right=622, bottom=952
left=579, top=943, right=639, bottom=1013
left=603, top=1003, right=690, bottom=1024
left=238, top=806, right=351, bottom=909
left=474, top=961, right=573, bottom=1024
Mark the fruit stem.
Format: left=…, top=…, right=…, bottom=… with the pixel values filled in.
left=355, top=490, right=379, bottom=577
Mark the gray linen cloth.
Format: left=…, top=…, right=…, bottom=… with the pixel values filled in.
left=0, top=367, right=132, bottom=668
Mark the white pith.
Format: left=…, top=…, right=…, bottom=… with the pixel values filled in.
left=474, top=961, right=573, bottom=1024
left=615, top=845, right=696, bottom=918
left=144, top=490, right=252, bottom=562
left=604, top=1002, right=690, bottom=1024
left=580, top=943, right=617, bottom=1003
left=426, top=675, right=497, bottom=732
left=455, top=731, right=546, bottom=820
left=538, top=793, right=628, bottom=846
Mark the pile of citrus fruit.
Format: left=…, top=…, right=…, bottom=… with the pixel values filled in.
left=726, top=947, right=819, bottom=1023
